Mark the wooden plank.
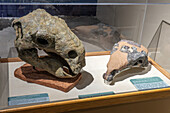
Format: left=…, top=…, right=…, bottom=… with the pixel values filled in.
left=1, top=51, right=170, bottom=113
left=148, top=57, right=170, bottom=79
left=0, top=57, right=21, bottom=63
left=1, top=87, right=170, bottom=113
left=85, top=51, right=110, bottom=56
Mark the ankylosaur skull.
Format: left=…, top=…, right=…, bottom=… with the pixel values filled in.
left=103, top=40, right=148, bottom=84
left=12, top=9, right=85, bottom=78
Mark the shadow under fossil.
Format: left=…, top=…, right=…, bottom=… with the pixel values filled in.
left=76, top=70, right=94, bottom=90
left=110, top=64, right=152, bottom=85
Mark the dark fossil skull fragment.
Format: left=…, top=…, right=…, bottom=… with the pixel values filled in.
left=103, top=40, right=149, bottom=84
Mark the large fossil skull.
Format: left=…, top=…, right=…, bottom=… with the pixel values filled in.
left=103, top=40, right=148, bottom=84
left=12, top=9, right=85, bottom=78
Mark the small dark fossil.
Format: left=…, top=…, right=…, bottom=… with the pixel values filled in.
left=104, top=40, right=148, bottom=84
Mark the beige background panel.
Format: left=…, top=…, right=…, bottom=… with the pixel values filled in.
left=141, top=4, right=170, bottom=47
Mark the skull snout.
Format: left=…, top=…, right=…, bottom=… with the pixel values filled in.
left=66, top=51, right=85, bottom=76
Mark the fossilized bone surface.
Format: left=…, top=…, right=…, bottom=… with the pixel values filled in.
left=12, top=9, right=85, bottom=78
left=103, top=40, right=148, bottom=84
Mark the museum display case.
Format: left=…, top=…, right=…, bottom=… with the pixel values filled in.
left=148, top=20, right=170, bottom=73
left=1, top=0, right=170, bottom=113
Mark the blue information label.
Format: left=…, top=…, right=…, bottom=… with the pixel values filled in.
left=130, top=77, right=169, bottom=91
left=78, top=91, right=114, bottom=99
left=8, top=93, right=49, bottom=106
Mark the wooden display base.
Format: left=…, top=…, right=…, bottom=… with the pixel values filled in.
left=14, top=64, right=82, bottom=92
left=1, top=51, right=170, bottom=113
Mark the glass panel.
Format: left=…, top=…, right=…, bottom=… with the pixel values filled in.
left=0, top=63, right=9, bottom=109
left=148, top=21, right=170, bottom=73
left=0, top=0, right=157, bottom=110
left=0, top=2, right=146, bottom=58
left=148, top=0, right=170, bottom=3
left=141, top=0, right=170, bottom=72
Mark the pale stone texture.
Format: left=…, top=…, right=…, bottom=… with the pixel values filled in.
left=12, top=9, right=85, bottom=78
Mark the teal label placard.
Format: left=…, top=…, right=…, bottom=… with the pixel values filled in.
left=130, top=77, right=169, bottom=91
left=8, top=93, right=49, bottom=106
left=78, top=91, right=114, bottom=99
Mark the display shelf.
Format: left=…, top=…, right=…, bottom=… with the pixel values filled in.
left=1, top=51, right=170, bottom=113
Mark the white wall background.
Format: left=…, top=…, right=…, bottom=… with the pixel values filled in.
left=141, top=4, right=170, bottom=47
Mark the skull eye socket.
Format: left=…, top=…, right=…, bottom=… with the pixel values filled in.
left=37, top=38, right=48, bottom=45
left=68, top=50, right=78, bottom=58
left=138, top=60, right=143, bottom=63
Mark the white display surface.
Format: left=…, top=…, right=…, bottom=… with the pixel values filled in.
left=8, top=55, right=170, bottom=102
